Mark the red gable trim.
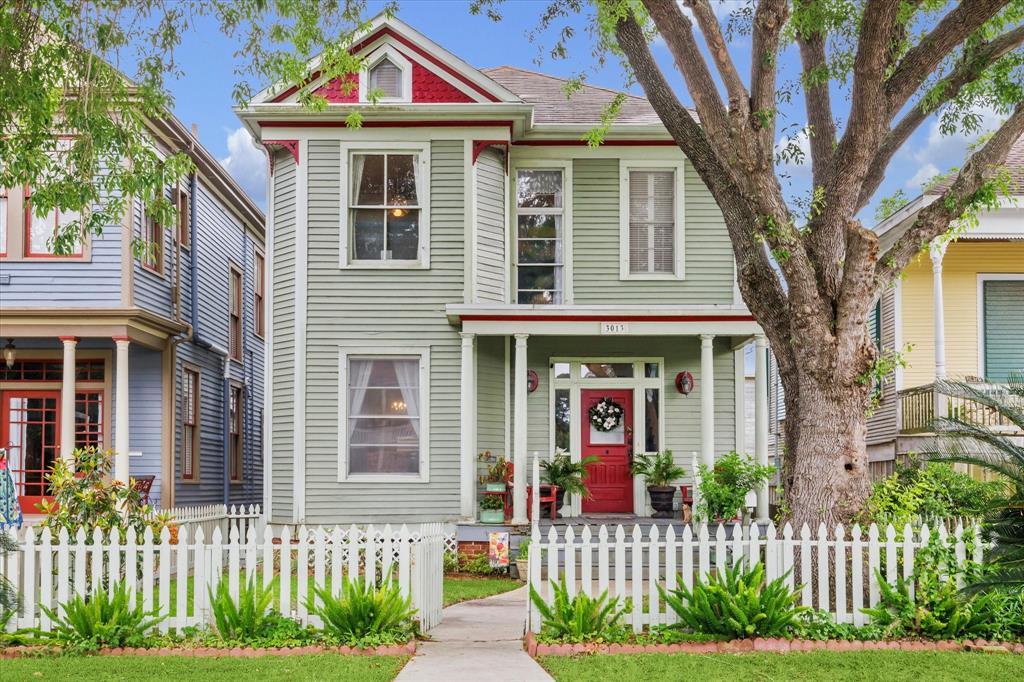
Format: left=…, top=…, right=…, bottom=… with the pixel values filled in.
left=472, top=140, right=509, bottom=172
left=459, top=314, right=756, bottom=322
left=261, top=139, right=300, bottom=175
left=513, top=139, right=678, bottom=147
left=271, top=26, right=501, bottom=104
left=259, top=119, right=515, bottom=133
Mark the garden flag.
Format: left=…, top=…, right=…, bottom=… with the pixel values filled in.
left=488, top=531, right=509, bottom=569
left=0, top=449, right=23, bottom=530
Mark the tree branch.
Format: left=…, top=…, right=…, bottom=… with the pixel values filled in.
left=885, top=0, right=1010, bottom=117
left=797, top=31, right=836, bottom=188
left=749, top=0, right=789, bottom=154
left=683, top=0, right=749, bottom=115
left=858, top=24, right=1024, bottom=210
left=876, top=100, right=1024, bottom=290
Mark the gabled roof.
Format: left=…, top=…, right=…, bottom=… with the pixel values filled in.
left=926, top=133, right=1024, bottom=194
left=482, top=66, right=666, bottom=126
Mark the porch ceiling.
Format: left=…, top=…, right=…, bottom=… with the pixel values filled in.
left=0, top=307, right=185, bottom=350
left=446, top=303, right=762, bottom=337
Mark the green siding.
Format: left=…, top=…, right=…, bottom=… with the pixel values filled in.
left=303, top=139, right=466, bottom=525
left=476, top=335, right=506, bottom=454
left=475, top=147, right=506, bottom=302
left=271, top=151, right=296, bottom=522
left=570, top=158, right=735, bottom=304
left=984, top=280, right=1024, bottom=382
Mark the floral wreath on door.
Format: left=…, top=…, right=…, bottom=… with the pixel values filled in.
left=588, top=397, right=625, bottom=432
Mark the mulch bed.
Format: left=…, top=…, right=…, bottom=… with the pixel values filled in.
left=0, top=641, right=416, bottom=658
left=524, top=631, right=1024, bottom=657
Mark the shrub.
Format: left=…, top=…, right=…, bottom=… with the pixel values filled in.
left=479, top=495, right=504, bottom=511
left=458, top=551, right=504, bottom=576
left=36, top=447, right=169, bottom=538
left=660, top=561, right=808, bottom=639
left=0, top=531, right=18, bottom=623
left=37, top=582, right=164, bottom=651
left=696, top=451, right=775, bottom=522
left=208, top=575, right=276, bottom=641
left=630, top=450, right=685, bottom=486
left=516, top=538, right=530, bottom=560
left=529, top=579, right=624, bottom=641
left=864, top=459, right=1000, bottom=526
left=309, top=577, right=417, bottom=644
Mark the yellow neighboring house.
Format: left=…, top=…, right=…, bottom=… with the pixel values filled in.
left=867, top=136, right=1024, bottom=476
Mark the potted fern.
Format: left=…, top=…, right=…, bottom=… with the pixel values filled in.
left=541, top=450, right=598, bottom=512
left=630, top=450, right=685, bottom=518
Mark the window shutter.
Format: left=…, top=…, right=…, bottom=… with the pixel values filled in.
left=628, top=170, right=675, bottom=274
left=370, top=59, right=403, bottom=98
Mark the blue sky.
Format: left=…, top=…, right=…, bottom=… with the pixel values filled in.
left=164, top=1, right=1003, bottom=216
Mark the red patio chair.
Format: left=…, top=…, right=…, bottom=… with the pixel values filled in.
left=505, top=464, right=561, bottom=521
left=132, top=475, right=155, bottom=505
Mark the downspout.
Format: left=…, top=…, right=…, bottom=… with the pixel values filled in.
left=186, top=169, right=232, bottom=506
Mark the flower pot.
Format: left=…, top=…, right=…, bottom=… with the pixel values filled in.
left=554, top=488, right=566, bottom=513
left=515, top=558, right=529, bottom=581
left=485, top=482, right=507, bottom=492
left=647, top=485, right=676, bottom=518
left=479, top=509, right=505, bottom=524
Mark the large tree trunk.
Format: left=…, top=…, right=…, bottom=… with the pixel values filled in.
left=781, top=364, right=874, bottom=529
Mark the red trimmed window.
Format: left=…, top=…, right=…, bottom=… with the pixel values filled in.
left=141, top=211, right=163, bottom=274
left=254, top=251, right=265, bottom=338
left=182, top=367, right=199, bottom=480
left=229, top=265, right=243, bottom=360
left=229, top=384, right=243, bottom=482
left=24, top=188, right=84, bottom=257
left=176, top=187, right=190, bottom=249
left=75, top=392, right=104, bottom=448
left=0, top=188, right=8, bottom=256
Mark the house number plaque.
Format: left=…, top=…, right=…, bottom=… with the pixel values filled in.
left=600, top=322, right=629, bottom=335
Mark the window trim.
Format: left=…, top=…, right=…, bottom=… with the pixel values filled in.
left=175, top=185, right=191, bottom=250
left=229, top=262, right=243, bottom=362
left=22, top=187, right=87, bottom=260
left=0, top=187, right=8, bottom=257
left=253, top=247, right=266, bottom=339
left=229, top=381, right=244, bottom=483
left=976, top=273, right=1024, bottom=380
left=358, top=45, right=413, bottom=104
left=337, top=346, right=431, bottom=483
left=511, top=160, right=573, bottom=305
left=338, top=142, right=431, bottom=269
left=618, top=159, right=686, bottom=281
left=181, top=364, right=201, bottom=482
left=140, top=209, right=164, bottom=275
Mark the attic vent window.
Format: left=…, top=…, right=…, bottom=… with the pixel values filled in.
left=369, top=58, right=403, bottom=99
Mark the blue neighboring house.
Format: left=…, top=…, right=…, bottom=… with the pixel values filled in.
left=0, top=115, right=265, bottom=512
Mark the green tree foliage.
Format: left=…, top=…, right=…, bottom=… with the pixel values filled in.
left=864, top=459, right=1002, bottom=526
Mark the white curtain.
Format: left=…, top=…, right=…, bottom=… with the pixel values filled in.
left=394, top=360, right=421, bottom=437
left=347, top=359, right=375, bottom=439
left=351, top=155, right=367, bottom=204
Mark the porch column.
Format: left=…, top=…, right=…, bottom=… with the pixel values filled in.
left=930, top=241, right=948, bottom=419
left=59, top=337, right=78, bottom=466
left=700, top=334, right=715, bottom=469
left=459, top=332, right=477, bottom=521
left=754, top=335, right=770, bottom=521
left=113, top=336, right=130, bottom=486
left=512, top=333, right=529, bottom=525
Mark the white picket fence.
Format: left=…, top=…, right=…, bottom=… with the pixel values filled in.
left=527, top=521, right=983, bottom=633
left=2, top=522, right=446, bottom=634
left=152, top=504, right=265, bottom=542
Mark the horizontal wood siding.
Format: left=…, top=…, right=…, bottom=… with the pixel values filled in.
left=476, top=335, right=506, bottom=456
left=270, top=152, right=296, bottom=521
left=475, top=147, right=506, bottom=303
left=302, top=139, right=465, bottom=525
left=132, top=187, right=175, bottom=315
left=570, top=158, right=735, bottom=305
left=123, top=346, right=163, bottom=507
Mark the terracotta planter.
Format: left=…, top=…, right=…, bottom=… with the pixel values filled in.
left=647, top=485, right=676, bottom=518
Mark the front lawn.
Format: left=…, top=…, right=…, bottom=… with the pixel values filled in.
left=539, top=650, right=1024, bottom=681
left=443, top=576, right=521, bottom=606
left=0, top=653, right=407, bottom=682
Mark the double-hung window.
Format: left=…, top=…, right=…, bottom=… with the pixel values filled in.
left=348, top=152, right=423, bottom=264
left=25, top=187, right=84, bottom=257
left=341, top=350, right=428, bottom=480
left=620, top=162, right=684, bottom=279
left=141, top=211, right=163, bottom=273
left=229, top=383, right=243, bottom=482
left=516, top=169, right=564, bottom=304
left=0, top=188, right=7, bottom=256
left=254, top=250, right=265, bottom=338
left=182, top=367, right=200, bottom=481
left=229, top=265, right=243, bottom=361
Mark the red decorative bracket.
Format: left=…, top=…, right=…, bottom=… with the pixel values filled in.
left=471, top=140, right=509, bottom=173
left=262, top=139, right=300, bottom=176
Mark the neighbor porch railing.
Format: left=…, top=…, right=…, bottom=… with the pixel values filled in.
left=898, top=381, right=1022, bottom=434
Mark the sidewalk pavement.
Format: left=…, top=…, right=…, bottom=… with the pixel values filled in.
left=395, top=586, right=553, bottom=682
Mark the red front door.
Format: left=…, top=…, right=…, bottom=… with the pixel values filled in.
left=1, top=390, right=61, bottom=511
left=581, top=389, right=633, bottom=514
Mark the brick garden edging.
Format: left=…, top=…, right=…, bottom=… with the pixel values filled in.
left=523, top=631, right=1024, bottom=657
left=0, top=641, right=416, bottom=659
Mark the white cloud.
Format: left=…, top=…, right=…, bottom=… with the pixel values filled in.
left=776, top=127, right=812, bottom=176
left=220, top=127, right=267, bottom=208
left=902, top=105, right=1004, bottom=191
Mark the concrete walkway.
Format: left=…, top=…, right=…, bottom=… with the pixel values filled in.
left=395, top=586, right=552, bottom=682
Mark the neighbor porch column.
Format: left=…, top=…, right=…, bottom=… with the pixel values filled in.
left=512, top=333, right=529, bottom=525
left=459, top=332, right=477, bottom=521
left=113, top=336, right=130, bottom=485
left=700, top=334, right=715, bottom=469
left=930, top=240, right=948, bottom=419
left=59, top=336, right=78, bottom=466
left=754, top=335, right=770, bottom=522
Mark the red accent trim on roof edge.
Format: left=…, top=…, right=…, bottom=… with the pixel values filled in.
left=513, top=139, right=678, bottom=147
left=259, top=120, right=515, bottom=133
left=261, top=140, right=300, bottom=176
left=472, top=140, right=509, bottom=172
left=270, top=26, right=502, bottom=104
left=459, top=314, right=756, bottom=322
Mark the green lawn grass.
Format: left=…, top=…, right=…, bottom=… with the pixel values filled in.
left=539, top=650, right=1024, bottom=682
left=443, top=576, right=521, bottom=606
left=0, top=653, right=407, bottom=682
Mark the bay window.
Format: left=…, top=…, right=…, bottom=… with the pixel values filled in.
left=341, top=350, right=428, bottom=480
left=349, top=152, right=422, bottom=263
left=516, top=169, right=564, bottom=304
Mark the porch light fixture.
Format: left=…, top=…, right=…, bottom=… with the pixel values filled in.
left=3, top=339, right=14, bottom=369
left=675, top=371, right=694, bottom=395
